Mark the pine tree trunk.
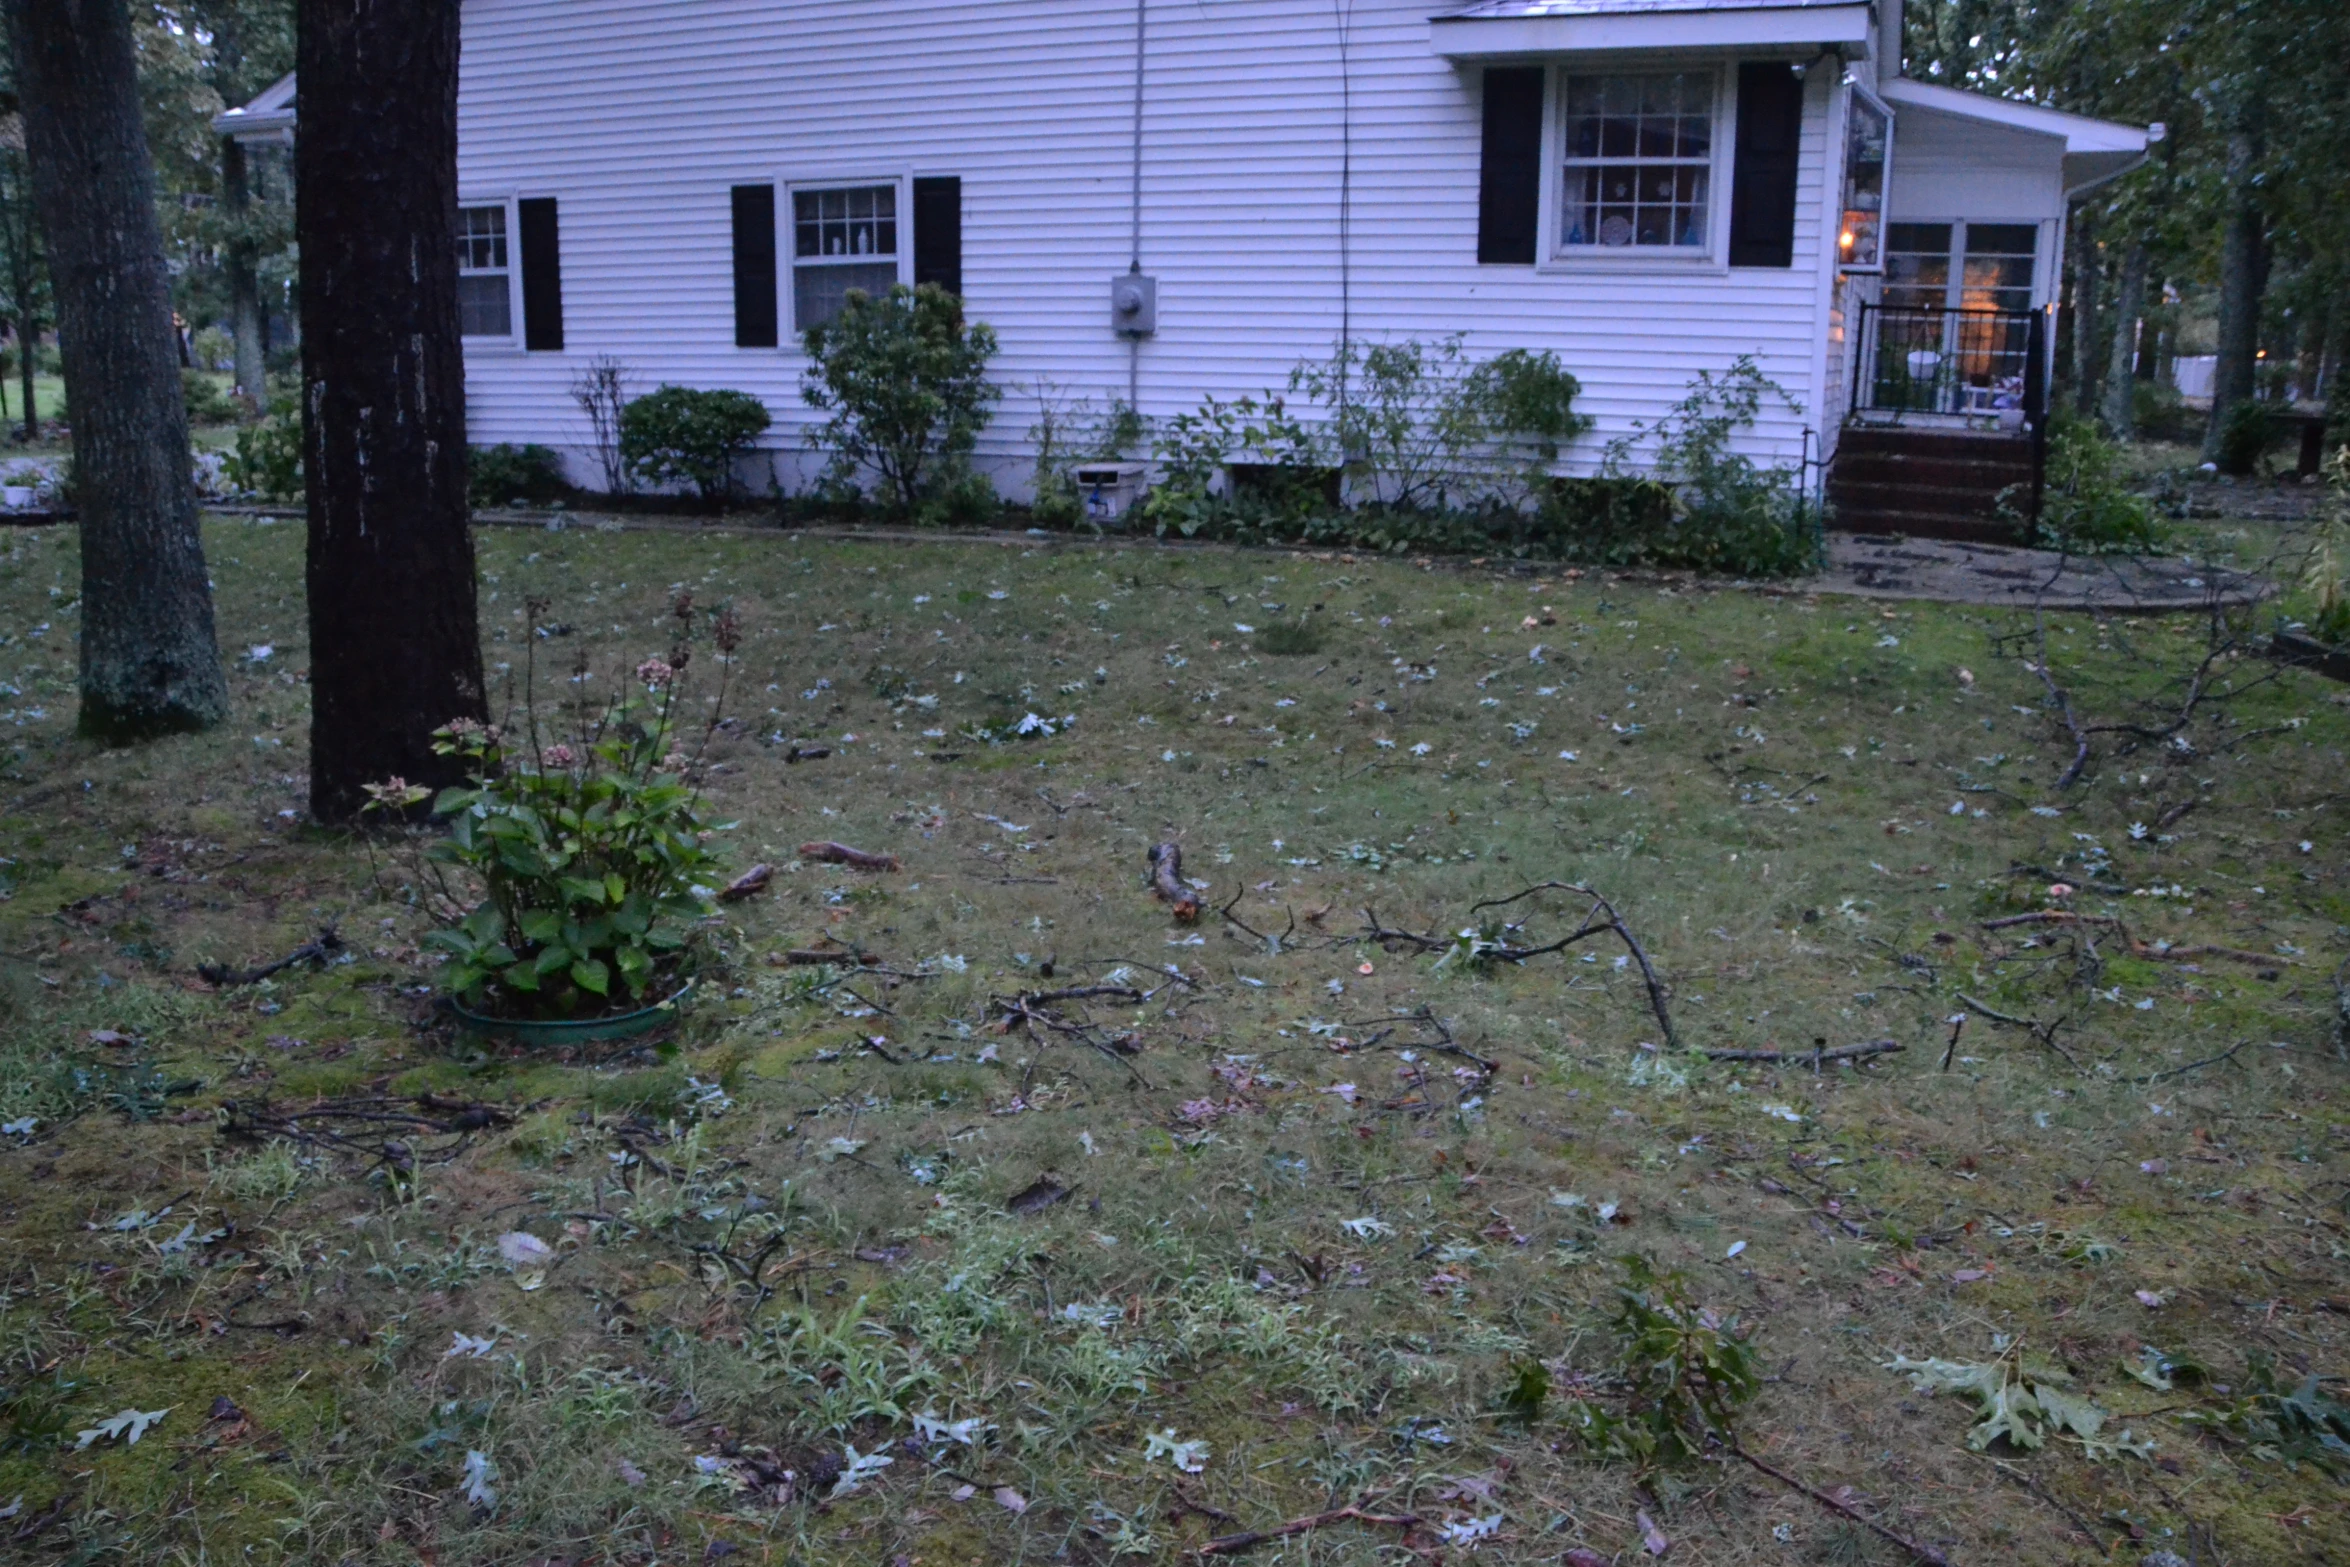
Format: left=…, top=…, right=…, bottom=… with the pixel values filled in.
left=2102, top=242, right=2148, bottom=440
left=5, top=0, right=228, bottom=738
left=223, top=136, right=267, bottom=408
left=297, top=0, right=484, bottom=823
left=2203, top=107, right=2267, bottom=462
left=2067, top=210, right=2103, bottom=417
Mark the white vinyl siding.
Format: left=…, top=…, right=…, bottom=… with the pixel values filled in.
left=453, top=0, right=1846, bottom=489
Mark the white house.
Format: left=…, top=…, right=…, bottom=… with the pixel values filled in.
left=219, top=0, right=2149, bottom=531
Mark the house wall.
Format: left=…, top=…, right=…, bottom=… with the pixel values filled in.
left=455, top=0, right=1842, bottom=495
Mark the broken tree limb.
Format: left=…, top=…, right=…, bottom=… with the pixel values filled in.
left=1148, top=842, right=1200, bottom=922
left=799, top=841, right=899, bottom=872
left=1467, top=881, right=1679, bottom=1050
left=769, top=946, right=881, bottom=968
left=718, top=863, right=772, bottom=901
left=1730, top=1440, right=1954, bottom=1567
left=198, top=926, right=344, bottom=986
left=1703, top=1039, right=1904, bottom=1065
left=1196, top=1502, right=1422, bottom=1558
left=1956, top=991, right=2079, bottom=1068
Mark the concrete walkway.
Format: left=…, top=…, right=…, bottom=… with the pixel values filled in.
left=1811, top=533, right=2270, bottom=611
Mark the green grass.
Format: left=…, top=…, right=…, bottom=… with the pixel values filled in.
left=0, top=515, right=2346, bottom=1564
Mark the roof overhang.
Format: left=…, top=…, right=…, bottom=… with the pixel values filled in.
left=210, top=71, right=296, bottom=144
left=1880, top=77, right=2151, bottom=196
left=1431, top=0, right=1872, bottom=60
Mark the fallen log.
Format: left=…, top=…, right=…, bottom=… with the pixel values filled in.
left=718, top=863, right=772, bottom=901
left=799, top=841, right=899, bottom=872
left=1704, top=1039, right=1904, bottom=1065
left=1148, top=842, right=1199, bottom=922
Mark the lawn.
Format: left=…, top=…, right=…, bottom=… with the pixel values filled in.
left=0, top=513, right=2345, bottom=1565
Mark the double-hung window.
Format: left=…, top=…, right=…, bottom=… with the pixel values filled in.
left=1558, top=71, right=1715, bottom=253
left=457, top=205, right=512, bottom=338
left=792, top=183, right=900, bottom=333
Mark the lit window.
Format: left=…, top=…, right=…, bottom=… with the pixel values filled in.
left=1839, top=90, right=1891, bottom=271
left=457, top=205, right=511, bottom=337
left=1559, top=72, right=1714, bottom=252
left=792, top=184, right=899, bottom=333
left=1883, top=223, right=1952, bottom=310
left=1960, top=224, right=2037, bottom=313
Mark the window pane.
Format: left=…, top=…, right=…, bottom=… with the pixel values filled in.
left=457, top=205, right=506, bottom=272
left=794, top=260, right=898, bottom=333
left=1560, top=71, right=1714, bottom=252
left=458, top=274, right=511, bottom=336
left=794, top=184, right=898, bottom=261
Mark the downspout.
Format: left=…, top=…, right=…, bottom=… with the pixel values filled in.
left=1127, top=0, right=1145, bottom=409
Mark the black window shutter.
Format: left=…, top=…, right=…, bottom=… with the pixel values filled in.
left=912, top=176, right=962, bottom=296
left=1477, top=67, right=1544, bottom=264
left=1728, top=63, right=1804, bottom=268
left=517, top=197, right=564, bottom=349
left=731, top=184, right=779, bottom=347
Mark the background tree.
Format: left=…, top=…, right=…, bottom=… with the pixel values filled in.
left=296, top=0, right=483, bottom=822
left=0, top=116, right=46, bottom=438
left=4, top=0, right=228, bottom=737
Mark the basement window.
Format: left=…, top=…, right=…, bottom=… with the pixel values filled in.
left=456, top=205, right=513, bottom=337
left=792, top=183, right=900, bottom=333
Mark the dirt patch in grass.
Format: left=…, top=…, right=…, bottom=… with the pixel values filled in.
left=0, top=516, right=2345, bottom=1564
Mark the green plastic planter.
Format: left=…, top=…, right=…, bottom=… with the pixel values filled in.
left=444, top=977, right=696, bottom=1047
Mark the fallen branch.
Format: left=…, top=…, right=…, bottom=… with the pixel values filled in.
left=770, top=947, right=881, bottom=967
left=1956, top=991, right=2078, bottom=1068
left=1149, top=842, right=1200, bottom=922
left=1467, top=882, right=1679, bottom=1050
left=2136, top=1039, right=2252, bottom=1082
left=718, top=863, right=772, bottom=901
left=1197, top=1502, right=1422, bottom=1558
left=1979, top=911, right=2124, bottom=932
left=799, top=841, right=899, bottom=872
left=1730, top=1441, right=1954, bottom=1567
left=1360, top=908, right=1449, bottom=954
left=198, top=927, right=344, bottom=986
left=1704, top=1039, right=1903, bottom=1066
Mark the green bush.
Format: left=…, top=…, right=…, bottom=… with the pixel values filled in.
left=1564, top=1253, right=1762, bottom=1467
left=1288, top=335, right=1591, bottom=513
left=370, top=597, right=737, bottom=1020
left=2305, top=444, right=2350, bottom=645
left=468, top=443, right=569, bottom=508
left=1583, top=357, right=1819, bottom=576
left=619, top=385, right=771, bottom=503
left=801, top=282, right=1001, bottom=520
left=1141, top=393, right=1317, bottom=538
left=2023, top=414, right=2164, bottom=555
left=2214, top=398, right=2277, bottom=476
left=182, top=369, right=239, bottom=427
left=221, top=415, right=302, bottom=501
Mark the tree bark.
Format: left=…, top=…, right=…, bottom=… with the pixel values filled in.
left=5, top=0, right=229, bottom=738
left=2202, top=104, right=2268, bottom=462
left=222, top=135, right=267, bottom=407
left=297, top=0, right=484, bottom=823
left=2102, top=241, right=2149, bottom=440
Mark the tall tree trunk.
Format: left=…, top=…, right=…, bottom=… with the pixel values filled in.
left=6, top=0, right=228, bottom=738
left=222, top=135, right=266, bottom=408
left=2202, top=105, right=2268, bottom=462
left=297, top=0, right=484, bottom=823
left=2102, top=241, right=2149, bottom=440
left=13, top=309, right=31, bottom=439
left=2068, top=210, right=2104, bottom=417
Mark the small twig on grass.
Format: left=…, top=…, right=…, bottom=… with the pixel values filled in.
left=1941, top=1012, right=1966, bottom=1072
left=198, top=926, right=344, bottom=986
left=1361, top=908, right=1449, bottom=953
left=1217, top=890, right=1294, bottom=953
left=2136, top=1039, right=2252, bottom=1082
left=1466, top=882, right=1679, bottom=1049
left=1729, top=1441, right=1954, bottom=1567
left=1196, top=1500, right=1422, bottom=1557
left=1955, top=991, right=2078, bottom=1068
left=1976, top=1454, right=2110, bottom=1552
left=1703, top=1039, right=1902, bottom=1065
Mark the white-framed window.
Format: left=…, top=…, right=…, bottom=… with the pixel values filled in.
left=791, top=182, right=901, bottom=333
left=1557, top=69, right=1717, bottom=255
left=457, top=203, right=513, bottom=338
